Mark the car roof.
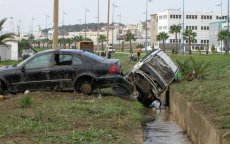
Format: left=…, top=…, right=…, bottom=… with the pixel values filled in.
left=37, top=49, right=84, bottom=55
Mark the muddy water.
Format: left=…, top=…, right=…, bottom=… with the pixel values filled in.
left=143, top=109, right=192, bottom=144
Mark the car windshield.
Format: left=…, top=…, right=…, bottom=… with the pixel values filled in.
left=82, top=51, right=105, bottom=62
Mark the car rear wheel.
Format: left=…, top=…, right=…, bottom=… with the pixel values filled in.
left=75, top=77, right=94, bottom=95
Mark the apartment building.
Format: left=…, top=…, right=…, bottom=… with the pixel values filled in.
left=150, top=9, right=226, bottom=52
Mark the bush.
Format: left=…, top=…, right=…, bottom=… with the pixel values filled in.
left=176, top=57, right=209, bottom=81
left=20, top=95, right=32, bottom=108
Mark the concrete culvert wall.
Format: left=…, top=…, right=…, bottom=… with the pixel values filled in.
left=170, top=88, right=229, bottom=144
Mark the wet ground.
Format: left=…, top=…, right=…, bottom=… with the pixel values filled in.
left=143, top=109, right=192, bottom=144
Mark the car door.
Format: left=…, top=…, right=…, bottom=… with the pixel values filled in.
left=19, top=53, right=53, bottom=91
left=49, top=52, right=82, bottom=89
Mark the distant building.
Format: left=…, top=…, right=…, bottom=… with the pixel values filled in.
left=150, top=9, right=226, bottom=52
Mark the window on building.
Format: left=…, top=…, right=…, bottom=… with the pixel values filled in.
left=173, top=15, right=175, bottom=19
left=179, top=15, right=181, bottom=19
left=192, top=26, right=194, bottom=30
left=164, top=15, right=167, bottom=19
left=189, top=15, right=191, bottom=19
left=186, top=26, right=188, bottom=29
left=201, top=26, right=203, bottom=30
left=207, top=16, right=209, bottom=19
left=201, top=15, right=203, bottom=19
left=207, top=26, right=209, bottom=30
left=204, top=26, right=206, bottom=30
left=176, top=15, right=178, bottom=19
left=186, top=15, right=189, bottom=19
left=201, top=40, right=203, bottom=44
left=207, top=40, right=209, bottom=43
left=195, top=15, right=197, bottom=19
left=204, top=15, right=206, bottom=19
left=210, top=16, right=212, bottom=19
left=170, top=15, right=172, bottom=19
left=216, top=16, right=219, bottom=19
left=170, top=39, right=172, bottom=43
left=192, top=15, right=194, bottom=19
left=195, top=26, right=197, bottom=30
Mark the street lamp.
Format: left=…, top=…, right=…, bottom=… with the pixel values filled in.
left=227, top=0, right=229, bottom=54
left=85, top=8, right=90, bottom=40
left=46, top=14, right=50, bottom=37
left=62, top=11, right=67, bottom=46
left=217, top=1, right=223, bottom=54
left=112, top=3, right=118, bottom=50
left=182, top=0, right=185, bottom=55
left=145, top=0, right=152, bottom=54
left=17, top=19, right=22, bottom=37
left=9, top=17, right=14, bottom=33
left=117, top=13, right=122, bottom=50
left=31, top=17, right=36, bottom=35
left=106, top=0, right=110, bottom=59
left=97, top=0, right=100, bottom=52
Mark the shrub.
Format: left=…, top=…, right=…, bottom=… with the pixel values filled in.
left=20, top=95, right=32, bottom=108
left=176, top=57, right=209, bottom=81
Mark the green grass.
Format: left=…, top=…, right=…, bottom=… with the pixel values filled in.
left=0, top=93, right=143, bottom=143
left=171, top=54, right=230, bottom=129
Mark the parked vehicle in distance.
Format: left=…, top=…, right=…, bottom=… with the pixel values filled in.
left=126, top=48, right=178, bottom=107
left=108, top=46, right=115, bottom=53
left=0, top=49, right=133, bottom=95
left=77, top=41, right=94, bottom=53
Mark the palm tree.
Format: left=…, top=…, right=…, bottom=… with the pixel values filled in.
left=72, top=35, right=84, bottom=49
left=65, top=38, right=73, bottom=48
left=169, top=24, right=181, bottom=54
left=217, top=30, right=229, bottom=54
left=98, top=35, right=107, bottom=50
left=157, top=32, right=169, bottom=52
left=125, top=31, right=136, bottom=54
left=0, top=18, right=15, bottom=47
left=183, top=29, right=196, bottom=54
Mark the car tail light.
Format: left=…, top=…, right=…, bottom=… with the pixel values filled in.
left=109, top=64, right=119, bottom=74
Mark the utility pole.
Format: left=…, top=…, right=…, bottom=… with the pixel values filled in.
left=117, top=13, right=122, bottom=50
left=85, top=8, right=90, bottom=40
left=112, top=3, right=118, bottom=51
left=106, top=0, right=110, bottom=59
left=62, top=11, right=67, bottom=47
left=182, top=0, right=185, bottom=55
left=97, top=0, right=100, bottom=52
left=46, top=14, right=50, bottom=37
left=217, top=1, right=223, bottom=54
left=227, top=0, right=229, bottom=54
left=53, top=0, right=58, bottom=50
left=145, top=0, right=148, bottom=54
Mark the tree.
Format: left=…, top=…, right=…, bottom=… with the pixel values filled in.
left=125, top=31, right=136, bottom=54
left=40, top=38, right=49, bottom=48
left=65, top=38, right=73, bottom=48
left=98, top=35, right=107, bottom=50
left=183, top=29, right=196, bottom=54
left=157, top=32, right=169, bottom=52
left=169, top=24, right=181, bottom=54
left=0, top=18, right=15, bottom=47
left=217, top=30, right=229, bottom=54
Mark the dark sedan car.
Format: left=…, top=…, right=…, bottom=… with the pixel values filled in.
left=0, top=49, right=133, bottom=95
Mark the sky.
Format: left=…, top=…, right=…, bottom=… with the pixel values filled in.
left=0, top=0, right=226, bottom=33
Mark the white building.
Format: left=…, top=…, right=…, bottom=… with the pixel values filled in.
left=151, top=9, right=226, bottom=51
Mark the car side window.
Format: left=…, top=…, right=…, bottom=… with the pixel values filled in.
left=25, top=53, right=52, bottom=69
left=72, top=56, right=82, bottom=65
left=54, top=54, right=72, bottom=65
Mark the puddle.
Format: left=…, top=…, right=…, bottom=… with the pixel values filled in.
left=143, top=109, right=191, bottom=144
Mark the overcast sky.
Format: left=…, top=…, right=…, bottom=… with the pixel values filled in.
left=0, top=0, right=226, bottom=33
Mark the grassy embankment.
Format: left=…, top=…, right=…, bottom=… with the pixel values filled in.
left=171, top=54, right=230, bottom=131
left=0, top=52, right=144, bottom=144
